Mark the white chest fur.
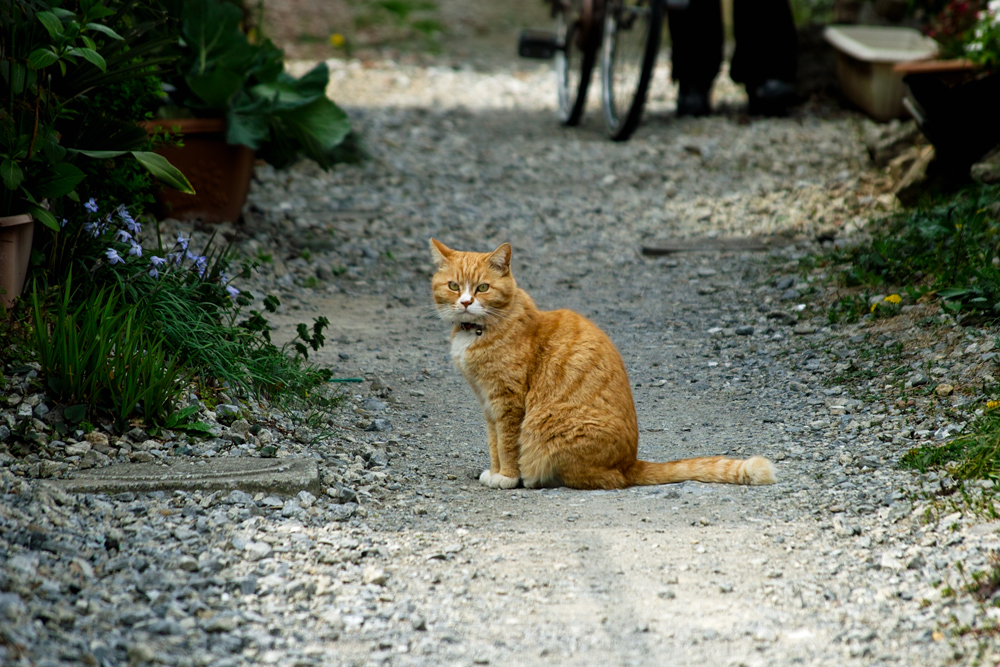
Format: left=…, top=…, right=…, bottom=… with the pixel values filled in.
left=451, top=329, right=493, bottom=418
left=450, top=328, right=479, bottom=371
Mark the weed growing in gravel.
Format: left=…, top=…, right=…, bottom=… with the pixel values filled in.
left=832, top=183, right=1000, bottom=322
left=827, top=293, right=869, bottom=324
left=901, top=408, right=1000, bottom=481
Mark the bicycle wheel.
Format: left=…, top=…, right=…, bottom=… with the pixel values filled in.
left=600, top=0, right=662, bottom=141
left=554, top=1, right=599, bottom=126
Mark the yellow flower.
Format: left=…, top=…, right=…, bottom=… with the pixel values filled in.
left=871, top=302, right=878, bottom=313
left=330, top=33, right=345, bottom=48
left=987, top=400, right=1000, bottom=410
left=884, top=294, right=902, bottom=304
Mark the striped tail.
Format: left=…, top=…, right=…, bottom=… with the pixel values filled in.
left=629, top=455, right=776, bottom=486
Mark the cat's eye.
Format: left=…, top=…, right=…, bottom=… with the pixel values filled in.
left=448, top=281, right=459, bottom=291
left=476, top=284, right=489, bottom=293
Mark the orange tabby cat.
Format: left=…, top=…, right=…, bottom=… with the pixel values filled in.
left=430, top=239, right=776, bottom=490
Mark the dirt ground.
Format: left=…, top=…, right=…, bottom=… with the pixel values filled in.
left=260, top=0, right=552, bottom=66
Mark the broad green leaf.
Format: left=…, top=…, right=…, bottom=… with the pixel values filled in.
left=182, top=421, right=216, bottom=435
left=250, top=64, right=331, bottom=111
left=226, top=92, right=270, bottom=149
left=288, top=62, right=331, bottom=99
left=36, top=11, right=64, bottom=38
left=34, top=162, right=86, bottom=199
left=85, top=23, right=123, bottom=40
left=29, top=205, right=60, bottom=231
left=247, top=38, right=285, bottom=83
left=50, top=8, right=75, bottom=18
left=186, top=67, right=244, bottom=109
left=64, top=404, right=87, bottom=423
left=272, top=97, right=351, bottom=168
left=81, top=34, right=97, bottom=50
left=86, top=5, right=116, bottom=20
left=1, top=158, right=24, bottom=191
left=39, top=132, right=66, bottom=163
left=9, top=63, right=26, bottom=94
left=182, top=0, right=253, bottom=74
left=68, top=47, right=106, bottom=72
left=72, top=149, right=128, bottom=158
left=27, top=48, right=59, bottom=70
left=131, top=151, right=196, bottom=194
left=250, top=79, right=316, bottom=110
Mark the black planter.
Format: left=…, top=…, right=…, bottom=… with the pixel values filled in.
left=902, top=63, right=1000, bottom=167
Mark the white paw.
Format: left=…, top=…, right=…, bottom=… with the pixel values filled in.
left=479, top=470, right=520, bottom=489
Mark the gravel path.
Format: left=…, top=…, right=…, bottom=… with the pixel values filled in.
left=3, top=57, right=1000, bottom=667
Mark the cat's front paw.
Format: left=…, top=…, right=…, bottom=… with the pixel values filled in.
left=479, top=469, right=520, bottom=489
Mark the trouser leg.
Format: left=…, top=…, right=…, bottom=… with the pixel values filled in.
left=666, top=0, right=723, bottom=88
left=730, top=0, right=797, bottom=85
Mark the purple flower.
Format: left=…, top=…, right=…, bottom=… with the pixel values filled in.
left=84, top=198, right=98, bottom=213
left=59, top=218, right=68, bottom=228
left=148, top=266, right=160, bottom=279
left=128, top=241, right=143, bottom=257
left=83, top=221, right=100, bottom=237
left=116, top=230, right=132, bottom=243
left=226, top=285, right=240, bottom=298
left=105, top=248, right=124, bottom=265
left=176, top=235, right=190, bottom=251
left=118, top=205, right=141, bottom=234
left=150, top=256, right=167, bottom=267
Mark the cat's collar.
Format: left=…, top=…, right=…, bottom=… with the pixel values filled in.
left=459, top=322, right=484, bottom=336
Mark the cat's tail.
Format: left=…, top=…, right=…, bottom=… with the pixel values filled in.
left=629, top=456, right=776, bottom=486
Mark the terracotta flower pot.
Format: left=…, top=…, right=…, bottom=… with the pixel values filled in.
left=0, top=213, right=35, bottom=309
left=142, top=118, right=255, bottom=224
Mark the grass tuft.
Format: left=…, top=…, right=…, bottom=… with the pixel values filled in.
left=901, top=409, right=1000, bottom=481
left=832, top=184, right=1000, bottom=322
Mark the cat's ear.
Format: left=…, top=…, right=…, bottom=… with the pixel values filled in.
left=430, top=238, right=454, bottom=265
left=487, top=243, right=512, bottom=275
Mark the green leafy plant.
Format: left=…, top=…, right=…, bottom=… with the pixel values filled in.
left=827, top=293, right=869, bottom=324
left=152, top=404, right=214, bottom=436
left=293, top=316, right=329, bottom=359
left=154, top=0, right=352, bottom=169
left=0, top=0, right=191, bottom=229
left=831, top=184, right=1000, bottom=321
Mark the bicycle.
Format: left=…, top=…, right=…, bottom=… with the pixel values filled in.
left=519, top=0, right=664, bottom=141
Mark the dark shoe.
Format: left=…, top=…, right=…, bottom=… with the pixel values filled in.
left=677, top=83, right=712, bottom=117
left=747, top=79, right=796, bottom=116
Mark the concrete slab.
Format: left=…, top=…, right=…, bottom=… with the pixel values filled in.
left=45, top=457, right=320, bottom=497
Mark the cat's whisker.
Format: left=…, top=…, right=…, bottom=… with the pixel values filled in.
left=420, top=303, right=448, bottom=320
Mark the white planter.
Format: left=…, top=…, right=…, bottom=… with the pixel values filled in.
left=824, top=25, right=939, bottom=121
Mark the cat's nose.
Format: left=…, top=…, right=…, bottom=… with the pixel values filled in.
left=459, top=297, right=473, bottom=307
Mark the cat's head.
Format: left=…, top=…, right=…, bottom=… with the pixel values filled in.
left=429, top=239, right=515, bottom=325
